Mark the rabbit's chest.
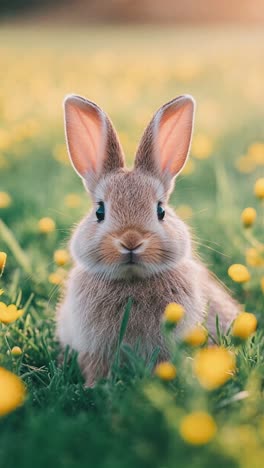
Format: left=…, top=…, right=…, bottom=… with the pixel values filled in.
left=75, top=271, right=201, bottom=356
left=79, top=293, right=165, bottom=358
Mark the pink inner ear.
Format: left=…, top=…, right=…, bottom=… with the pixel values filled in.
left=65, top=97, right=106, bottom=178
left=157, top=100, right=194, bottom=176
left=73, top=107, right=100, bottom=172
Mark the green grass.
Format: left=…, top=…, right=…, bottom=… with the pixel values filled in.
left=0, top=25, right=264, bottom=468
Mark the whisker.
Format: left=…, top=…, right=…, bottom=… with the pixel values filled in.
left=192, top=239, right=229, bottom=258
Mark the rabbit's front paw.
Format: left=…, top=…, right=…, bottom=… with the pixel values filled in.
left=78, top=351, right=108, bottom=387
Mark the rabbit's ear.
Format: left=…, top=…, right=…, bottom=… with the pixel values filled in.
left=134, top=95, right=195, bottom=186
left=64, top=95, right=124, bottom=190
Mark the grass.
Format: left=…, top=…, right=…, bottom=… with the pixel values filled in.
left=0, top=25, right=264, bottom=468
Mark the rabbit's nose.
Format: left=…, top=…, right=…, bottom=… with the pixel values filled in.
left=117, top=239, right=145, bottom=264
left=119, top=241, right=143, bottom=253
left=116, top=229, right=147, bottom=254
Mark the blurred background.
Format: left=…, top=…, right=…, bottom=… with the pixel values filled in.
left=1, top=0, right=264, bottom=23
left=0, top=0, right=263, bottom=292
left=1, top=6, right=264, bottom=467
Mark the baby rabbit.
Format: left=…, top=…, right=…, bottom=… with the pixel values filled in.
left=56, top=94, right=239, bottom=386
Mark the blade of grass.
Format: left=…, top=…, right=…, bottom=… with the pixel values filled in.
left=9, top=269, right=20, bottom=301
left=112, top=297, right=133, bottom=376
left=0, top=219, right=32, bottom=275
left=118, top=297, right=133, bottom=348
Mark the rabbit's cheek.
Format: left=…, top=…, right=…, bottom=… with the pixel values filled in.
left=140, top=237, right=164, bottom=264
left=100, top=234, right=122, bottom=265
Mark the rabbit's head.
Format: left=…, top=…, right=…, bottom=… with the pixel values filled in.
left=64, top=94, right=195, bottom=280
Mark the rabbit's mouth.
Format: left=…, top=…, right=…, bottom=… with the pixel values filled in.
left=122, top=251, right=139, bottom=265
left=111, top=241, right=179, bottom=279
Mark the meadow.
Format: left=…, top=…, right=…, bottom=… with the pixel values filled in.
left=0, top=25, right=264, bottom=468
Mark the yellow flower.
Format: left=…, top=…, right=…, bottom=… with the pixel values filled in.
left=254, top=178, right=264, bottom=199
left=53, top=143, right=69, bottom=165
left=54, top=249, right=70, bottom=266
left=248, top=142, right=264, bottom=164
left=11, top=346, right=23, bottom=357
left=48, top=269, right=66, bottom=285
left=64, top=193, right=82, bottom=208
left=0, top=303, right=24, bottom=324
left=248, top=141, right=264, bottom=159
left=193, top=346, right=236, bottom=390
left=0, top=129, right=11, bottom=151
left=155, top=362, right=177, bottom=381
left=0, top=252, right=7, bottom=275
left=0, top=367, right=26, bottom=417
left=163, top=303, right=185, bottom=324
left=0, top=192, right=11, bottom=208
left=38, top=217, right=56, bottom=234
left=176, top=205, right=193, bottom=219
left=235, top=156, right=255, bottom=174
left=261, top=277, right=264, bottom=293
left=232, top=312, right=257, bottom=339
left=181, top=159, right=195, bottom=175
left=241, top=207, right=257, bottom=227
left=191, top=134, right=213, bottom=160
left=228, top=264, right=250, bottom=283
left=184, top=325, right=208, bottom=346
left=179, top=411, right=217, bottom=445
left=246, top=248, right=264, bottom=267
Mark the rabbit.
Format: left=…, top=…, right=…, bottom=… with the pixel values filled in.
left=56, top=94, right=240, bottom=386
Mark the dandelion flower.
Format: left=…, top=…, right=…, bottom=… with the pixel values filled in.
left=191, top=134, right=213, bottom=160
left=181, top=159, right=195, bottom=175
left=0, top=367, right=26, bottom=417
left=0, top=192, right=11, bottom=208
left=248, top=142, right=264, bottom=161
left=241, top=207, right=257, bottom=227
left=0, top=303, right=24, bottom=325
left=48, top=272, right=62, bottom=285
left=64, top=193, right=82, bottom=208
left=176, top=205, right=193, bottom=219
left=235, top=156, right=255, bottom=174
left=179, top=411, right=217, bottom=445
left=11, top=346, right=23, bottom=357
left=48, top=269, right=66, bottom=285
left=232, top=312, right=257, bottom=339
left=254, top=178, right=264, bottom=199
left=246, top=248, right=264, bottom=267
left=0, top=129, right=11, bottom=151
left=184, top=325, right=208, bottom=346
left=163, top=303, right=185, bottom=324
left=53, top=143, right=69, bottom=165
left=54, top=249, right=70, bottom=266
left=193, top=346, right=236, bottom=390
left=155, top=362, right=177, bottom=381
left=38, top=217, right=56, bottom=234
left=228, top=264, right=250, bottom=283
left=0, top=252, right=7, bottom=276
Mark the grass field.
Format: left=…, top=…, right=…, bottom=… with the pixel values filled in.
left=0, top=25, right=264, bottom=468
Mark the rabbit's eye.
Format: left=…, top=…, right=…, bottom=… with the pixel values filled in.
left=96, top=202, right=105, bottom=222
left=157, top=202, right=165, bottom=221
